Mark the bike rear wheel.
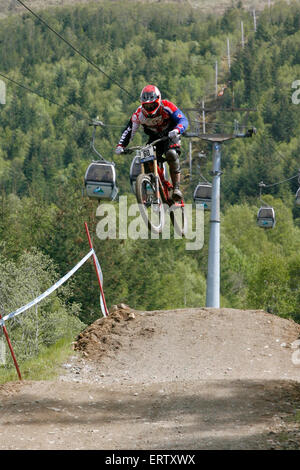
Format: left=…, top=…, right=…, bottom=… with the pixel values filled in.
left=136, top=173, right=165, bottom=234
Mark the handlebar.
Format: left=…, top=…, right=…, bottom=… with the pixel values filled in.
left=119, top=126, right=257, bottom=155
left=123, top=136, right=169, bottom=154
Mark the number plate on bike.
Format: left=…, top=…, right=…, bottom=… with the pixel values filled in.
left=140, top=146, right=155, bottom=163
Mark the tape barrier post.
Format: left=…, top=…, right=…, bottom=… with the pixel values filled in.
left=0, top=313, right=22, bottom=381
left=94, top=254, right=106, bottom=316
left=0, top=249, right=94, bottom=326
left=84, top=222, right=109, bottom=317
left=0, top=249, right=95, bottom=380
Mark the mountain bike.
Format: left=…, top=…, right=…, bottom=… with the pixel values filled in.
left=124, top=137, right=187, bottom=236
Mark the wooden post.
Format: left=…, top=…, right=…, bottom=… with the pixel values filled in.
left=0, top=314, right=22, bottom=380
left=241, top=21, right=245, bottom=48
left=84, top=222, right=109, bottom=317
left=227, top=37, right=231, bottom=71
left=202, top=100, right=206, bottom=134
left=215, top=60, right=218, bottom=97
left=253, top=10, right=257, bottom=32
left=189, top=140, right=192, bottom=181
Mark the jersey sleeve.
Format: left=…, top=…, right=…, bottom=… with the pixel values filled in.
left=172, top=107, right=189, bottom=134
left=118, top=119, right=133, bottom=148
left=162, top=100, right=189, bottom=134
left=117, top=109, right=141, bottom=147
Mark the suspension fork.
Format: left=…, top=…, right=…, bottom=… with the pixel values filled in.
left=153, top=158, right=161, bottom=202
left=146, top=147, right=160, bottom=202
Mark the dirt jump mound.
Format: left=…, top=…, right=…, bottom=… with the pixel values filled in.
left=1, top=306, right=300, bottom=450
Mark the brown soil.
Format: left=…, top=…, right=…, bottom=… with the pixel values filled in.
left=0, top=305, right=300, bottom=450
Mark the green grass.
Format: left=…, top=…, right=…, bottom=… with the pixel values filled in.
left=0, top=335, right=78, bottom=384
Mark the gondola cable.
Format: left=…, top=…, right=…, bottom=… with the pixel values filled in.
left=0, top=71, right=122, bottom=200
left=15, top=0, right=134, bottom=99
left=258, top=172, right=300, bottom=206
left=257, top=171, right=300, bottom=229
left=0, top=71, right=92, bottom=123
left=0, top=71, right=126, bottom=129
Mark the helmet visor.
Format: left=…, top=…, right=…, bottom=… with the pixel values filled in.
left=143, top=102, right=158, bottom=112
left=141, top=91, right=157, bottom=102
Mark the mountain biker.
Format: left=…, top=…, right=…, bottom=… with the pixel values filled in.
left=115, top=85, right=189, bottom=201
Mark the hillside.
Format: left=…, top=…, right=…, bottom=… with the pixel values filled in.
left=0, top=0, right=299, bottom=427
left=1, top=305, right=300, bottom=450
left=0, top=0, right=283, bottom=19
left=0, top=0, right=300, bottom=452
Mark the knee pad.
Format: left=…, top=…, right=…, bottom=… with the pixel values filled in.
left=166, top=149, right=181, bottom=174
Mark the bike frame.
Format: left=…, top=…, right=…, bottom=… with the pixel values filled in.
left=138, top=138, right=184, bottom=208
left=140, top=146, right=161, bottom=204
left=124, top=137, right=187, bottom=235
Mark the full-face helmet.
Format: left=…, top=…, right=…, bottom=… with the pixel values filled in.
left=140, top=85, right=161, bottom=117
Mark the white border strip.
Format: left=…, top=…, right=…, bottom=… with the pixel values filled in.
left=0, top=249, right=95, bottom=327
left=94, top=254, right=107, bottom=317
left=94, top=254, right=103, bottom=285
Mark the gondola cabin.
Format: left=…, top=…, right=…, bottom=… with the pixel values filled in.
left=257, top=206, right=276, bottom=229
left=296, top=188, right=300, bottom=206
left=130, top=154, right=142, bottom=194
left=193, top=183, right=212, bottom=210
left=85, top=162, right=118, bottom=200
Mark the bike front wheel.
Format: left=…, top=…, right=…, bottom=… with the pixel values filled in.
left=135, top=173, right=165, bottom=234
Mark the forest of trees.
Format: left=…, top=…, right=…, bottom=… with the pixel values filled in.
left=0, top=0, right=300, bottom=366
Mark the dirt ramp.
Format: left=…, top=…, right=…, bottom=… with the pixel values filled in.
left=74, top=303, right=137, bottom=361
left=1, top=306, right=300, bottom=450
left=72, top=307, right=300, bottom=385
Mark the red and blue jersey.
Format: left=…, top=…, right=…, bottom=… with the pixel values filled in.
left=118, top=100, right=189, bottom=147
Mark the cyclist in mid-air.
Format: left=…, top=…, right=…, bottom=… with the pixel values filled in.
left=115, top=85, right=189, bottom=201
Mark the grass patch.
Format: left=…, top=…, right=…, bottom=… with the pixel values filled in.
left=0, top=335, right=78, bottom=384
